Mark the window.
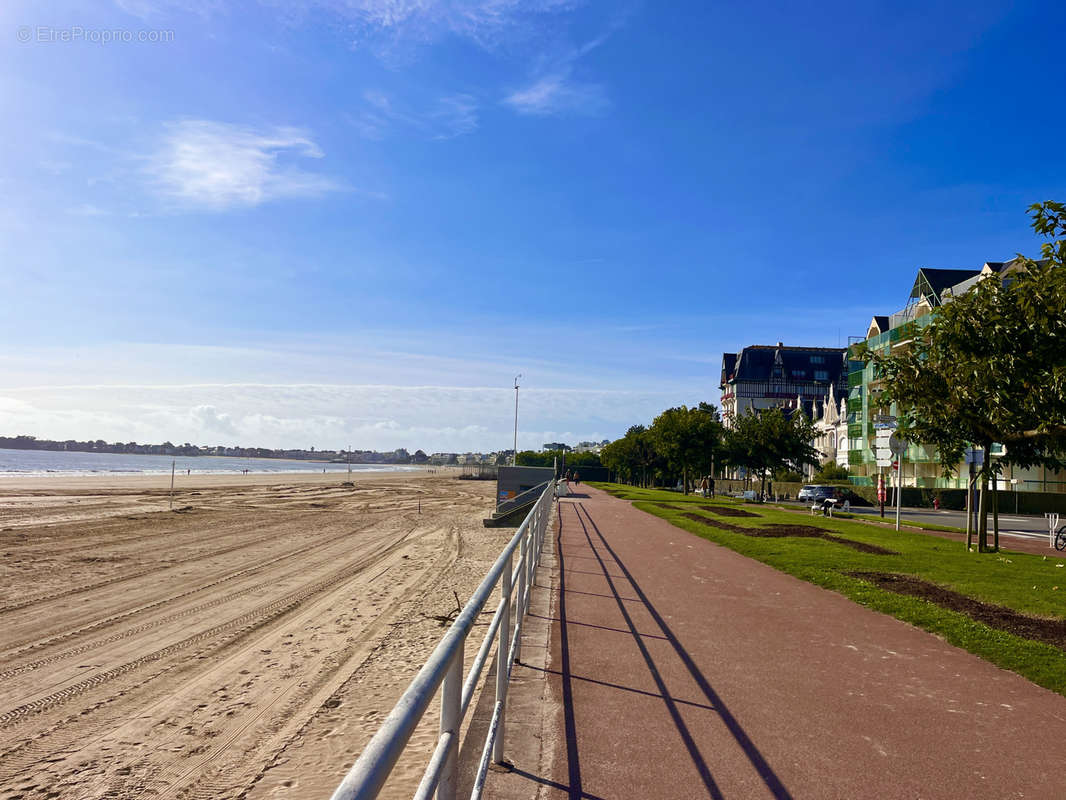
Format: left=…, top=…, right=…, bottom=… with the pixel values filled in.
left=814, top=370, right=829, bottom=380
left=792, top=369, right=806, bottom=378
left=811, top=355, right=825, bottom=364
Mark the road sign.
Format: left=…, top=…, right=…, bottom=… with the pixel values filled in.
left=889, top=433, right=904, bottom=455
left=873, top=414, right=896, bottom=424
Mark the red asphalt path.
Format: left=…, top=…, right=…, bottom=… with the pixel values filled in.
left=534, top=486, right=1066, bottom=799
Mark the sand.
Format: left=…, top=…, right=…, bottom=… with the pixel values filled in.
left=0, top=470, right=507, bottom=799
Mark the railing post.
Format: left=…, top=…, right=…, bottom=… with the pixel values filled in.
left=514, top=532, right=528, bottom=662
left=493, top=552, right=513, bottom=764
left=438, top=641, right=464, bottom=800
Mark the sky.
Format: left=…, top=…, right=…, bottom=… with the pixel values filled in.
left=1, top=0, right=1064, bottom=453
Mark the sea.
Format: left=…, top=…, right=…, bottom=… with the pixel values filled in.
left=0, top=448, right=421, bottom=478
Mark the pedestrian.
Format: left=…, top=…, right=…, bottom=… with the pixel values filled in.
left=709, top=477, right=715, bottom=498
left=700, top=475, right=709, bottom=498
left=933, top=496, right=941, bottom=511
left=574, top=471, right=581, bottom=485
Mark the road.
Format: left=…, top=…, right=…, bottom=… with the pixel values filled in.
left=777, top=499, right=1057, bottom=545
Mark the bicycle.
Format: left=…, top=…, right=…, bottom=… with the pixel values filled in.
left=1057, top=525, right=1066, bottom=551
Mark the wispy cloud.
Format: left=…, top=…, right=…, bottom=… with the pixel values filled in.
left=147, top=120, right=343, bottom=210
left=504, top=71, right=607, bottom=116
left=308, top=0, right=579, bottom=52
left=503, top=21, right=620, bottom=116
left=67, top=204, right=111, bottom=217
left=351, top=90, right=479, bottom=140
left=0, top=383, right=678, bottom=452
left=114, top=0, right=580, bottom=51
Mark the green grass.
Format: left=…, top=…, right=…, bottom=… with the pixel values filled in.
left=587, top=481, right=1066, bottom=695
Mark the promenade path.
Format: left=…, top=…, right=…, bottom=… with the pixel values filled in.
left=487, top=485, right=1066, bottom=800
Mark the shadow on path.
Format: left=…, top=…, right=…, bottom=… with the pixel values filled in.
left=573, top=500, right=793, bottom=800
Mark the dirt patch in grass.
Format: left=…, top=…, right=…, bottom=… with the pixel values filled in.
left=697, top=504, right=760, bottom=518
left=680, top=513, right=898, bottom=555
left=851, top=571, right=1066, bottom=650
left=651, top=502, right=681, bottom=510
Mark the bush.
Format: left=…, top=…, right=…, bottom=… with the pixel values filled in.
left=812, top=462, right=850, bottom=482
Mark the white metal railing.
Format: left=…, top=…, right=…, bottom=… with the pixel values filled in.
left=329, top=480, right=557, bottom=800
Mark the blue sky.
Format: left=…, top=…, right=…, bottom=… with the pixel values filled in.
left=1, top=0, right=1063, bottom=452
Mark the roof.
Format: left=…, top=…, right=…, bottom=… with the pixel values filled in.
left=721, top=344, right=847, bottom=388
left=868, top=315, right=890, bottom=336
left=910, top=268, right=982, bottom=304
left=720, top=353, right=737, bottom=388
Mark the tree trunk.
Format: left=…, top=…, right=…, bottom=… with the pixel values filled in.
left=965, top=471, right=973, bottom=551
left=992, top=470, right=1000, bottom=552
left=977, top=458, right=989, bottom=553
left=683, top=465, right=689, bottom=495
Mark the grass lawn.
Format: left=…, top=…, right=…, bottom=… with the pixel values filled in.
left=589, top=482, right=1066, bottom=696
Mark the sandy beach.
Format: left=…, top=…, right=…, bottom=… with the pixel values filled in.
left=0, top=470, right=504, bottom=799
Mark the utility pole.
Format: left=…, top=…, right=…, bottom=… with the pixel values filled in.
left=513, top=374, right=522, bottom=466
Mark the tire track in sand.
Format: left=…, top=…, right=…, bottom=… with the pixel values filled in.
left=0, top=523, right=421, bottom=731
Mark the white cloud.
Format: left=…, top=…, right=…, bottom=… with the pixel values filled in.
left=503, top=22, right=619, bottom=116
left=504, top=70, right=607, bottom=116
left=303, top=0, right=578, bottom=51
left=67, top=203, right=111, bottom=217
left=431, top=94, right=479, bottom=139
left=0, top=383, right=677, bottom=452
left=148, top=120, right=343, bottom=210
left=351, top=91, right=479, bottom=140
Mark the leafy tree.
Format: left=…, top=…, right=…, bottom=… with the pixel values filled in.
left=812, top=461, right=851, bottom=483
left=723, top=408, right=820, bottom=496
left=860, top=201, right=1066, bottom=551
left=649, top=403, right=723, bottom=494
left=600, top=425, right=659, bottom=486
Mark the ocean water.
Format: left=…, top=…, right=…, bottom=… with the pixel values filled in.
left=0, top=448, right=420, bottom=478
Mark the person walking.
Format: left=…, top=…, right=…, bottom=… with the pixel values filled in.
left=700, top=475, right=709, bottom=498
left=709, top=477, right=715, bottom=498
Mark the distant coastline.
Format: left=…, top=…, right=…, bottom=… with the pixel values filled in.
left=0, top=435, right=422, bottom=466
left=0, top=447, right=423, bottom=478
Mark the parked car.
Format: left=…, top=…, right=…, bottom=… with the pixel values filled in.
left=797, top=485, right=844, bottom=503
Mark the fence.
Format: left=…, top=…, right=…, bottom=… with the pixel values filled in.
left=329, top=480, right=557, bottom=800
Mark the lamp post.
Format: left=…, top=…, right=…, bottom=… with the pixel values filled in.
left=513, top=374, right=522, bottom=466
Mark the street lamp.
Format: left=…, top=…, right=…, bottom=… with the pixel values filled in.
left=513, top=374, right=522, bottom=466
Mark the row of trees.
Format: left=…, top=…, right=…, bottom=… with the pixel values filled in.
left=514, top=450, right=603, bottom=469
left=600, top=402, right=820, bottom=495
left=862, top=201, right=1066, bottom=552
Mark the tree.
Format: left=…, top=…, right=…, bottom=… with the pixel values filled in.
left=812, top=461, right=850, bottom=483
left=648, top=404, right=723, bottom=494
left=723, top=408, right=820, bottom=496
left=860, top=201, right=1066, bottom=551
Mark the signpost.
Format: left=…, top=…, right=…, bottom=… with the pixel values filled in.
left=873, top=419, right=904, bottom=529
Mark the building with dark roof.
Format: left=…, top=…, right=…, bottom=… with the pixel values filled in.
left=847, top=256, right=1063, bottom=491
left=719, top=342, right=848, bottom=425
